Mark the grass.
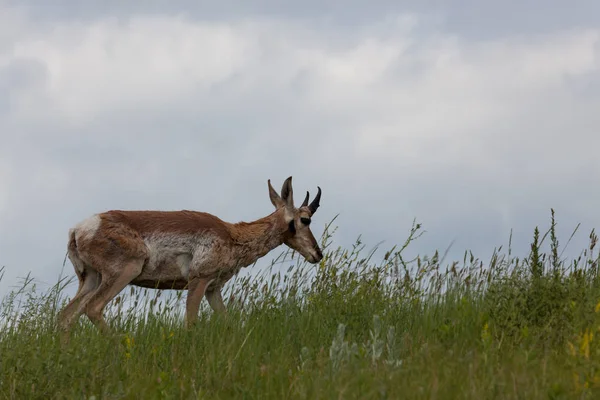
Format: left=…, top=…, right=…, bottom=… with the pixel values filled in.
left=2, top=210, right=600, bottom=398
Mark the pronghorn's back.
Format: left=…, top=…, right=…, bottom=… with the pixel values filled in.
left=96, top=210, right=232, bottom=240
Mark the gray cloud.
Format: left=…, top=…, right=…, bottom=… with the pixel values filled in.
left=0, top=3, right=599, bottom=299
left=6, top=0, right=600, bottom=39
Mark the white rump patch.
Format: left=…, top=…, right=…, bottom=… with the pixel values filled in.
left=73, top=214, right=101, bottom=241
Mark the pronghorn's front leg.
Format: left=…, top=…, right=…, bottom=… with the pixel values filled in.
left=185, top=277, right=214, bottom=326
left=205, top=287, right=227, bottom=313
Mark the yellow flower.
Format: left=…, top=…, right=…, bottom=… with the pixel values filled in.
left=580, top=329, right=593, bottom=360
left=481, top=322, right=491, bottom=342
left=122, top=334, right=135, bottom=360
left=595, top=300, right=600, bottom=313
left=567, top=341, right=576, bottom=356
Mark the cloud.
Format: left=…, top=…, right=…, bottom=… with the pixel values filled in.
left=0, top=5, right=599, bottom=298
left=0, top=158, right=12, bottom=221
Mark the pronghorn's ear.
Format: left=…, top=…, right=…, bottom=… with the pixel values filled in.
left=268, top=179, right=286, bottom=209
left=280, top=176, right=294, bottom=208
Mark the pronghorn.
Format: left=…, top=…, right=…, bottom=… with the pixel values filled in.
left=58, top=176, right=323, bottom=334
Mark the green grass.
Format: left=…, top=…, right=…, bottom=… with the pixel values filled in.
left=3, top=211, right=600, bottom=399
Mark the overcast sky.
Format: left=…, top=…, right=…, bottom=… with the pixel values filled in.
left=1, top=1, right=600, bottom=299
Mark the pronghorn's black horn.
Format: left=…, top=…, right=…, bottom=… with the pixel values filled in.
left=308, top=186, right=321, bottom=214
left=301, top=191, right=310, bottom=207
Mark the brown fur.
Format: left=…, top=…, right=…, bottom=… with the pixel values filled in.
left=102, top=210, right=232, bottom=241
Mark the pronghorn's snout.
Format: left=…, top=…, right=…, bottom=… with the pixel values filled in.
left=311, top=246, right=323, bottom=263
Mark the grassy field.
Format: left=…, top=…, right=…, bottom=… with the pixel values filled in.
left=2, top=212, right=600, bottom=399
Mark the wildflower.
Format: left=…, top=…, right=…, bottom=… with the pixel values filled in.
left=580, top=329, right=593, bottom=360
left=123, top=334, right=134, bottom=360
left=481, top=322, right=492, bottom=346
left=162, top=330, right=175, bottom=340
left=124, top=334, right=134, bottom=349
left=567, top=341, right=576, bottom=357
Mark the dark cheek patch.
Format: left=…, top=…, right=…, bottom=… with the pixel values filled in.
left=288, top=220, right=296, bottom=234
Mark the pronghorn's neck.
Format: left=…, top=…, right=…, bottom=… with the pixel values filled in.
left=229, top=208, right=288, bottom=265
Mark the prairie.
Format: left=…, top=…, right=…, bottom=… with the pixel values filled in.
left=1, top=212, right=600, bottom=399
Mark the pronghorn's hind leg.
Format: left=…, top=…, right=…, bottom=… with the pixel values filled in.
left=58, top=267, right=101, bottom=334
left=58, top=233, right=102, bottom=338
left=84, top=259, right=144, bottom=334
left=57, top=267, right=85, bottom=331
left=67, top=217, right=149, bottom=334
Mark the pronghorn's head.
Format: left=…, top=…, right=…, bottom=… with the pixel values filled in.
left=268, top=176, right=323, bottom=264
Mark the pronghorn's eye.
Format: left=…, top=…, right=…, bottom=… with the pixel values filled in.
left=300, top=217, right=311, bottom=226
left=288, top=220, right=296, bottom=234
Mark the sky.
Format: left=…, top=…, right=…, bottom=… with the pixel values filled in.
left=1, top=1, right=600, bottom=299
